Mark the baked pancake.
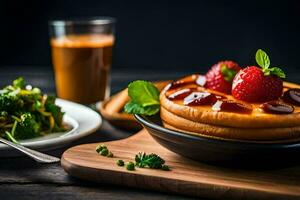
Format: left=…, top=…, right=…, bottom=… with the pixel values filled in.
left=159, top=74, right=300, bottom=141
left=160, top=75, right=300, bottom=128
left=161, top=107, right=300, bottom=141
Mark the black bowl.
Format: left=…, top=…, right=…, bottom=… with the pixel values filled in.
left=135, top=114, right=300, bottom=167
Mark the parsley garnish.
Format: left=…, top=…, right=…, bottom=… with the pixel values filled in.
left=135, top=152, right=166, bottom=169
left=126, top=162, right=135, bottom=171
left=96, top=144, right=113, bottom=158
left=116, top=160, right=125, bottom=166
left=113, top=150, right=171, bottom=171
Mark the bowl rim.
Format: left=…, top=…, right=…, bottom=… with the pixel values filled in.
left=134, top=114, right=300, bottom=147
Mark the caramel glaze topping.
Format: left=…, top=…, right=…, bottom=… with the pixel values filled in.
left=167, top=88, right=194, bottom=100
left=183, top=92, right=218, bottom=106
left=212, top=100, right=253, bottom=114
left=168, top=74, right=206, bottom=90
left=166, top=74, right=300, bottom=115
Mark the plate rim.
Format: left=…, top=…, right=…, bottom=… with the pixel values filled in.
left=0, top=98, right=102, bottom=152
left=134, top=114, right=300, bottom=147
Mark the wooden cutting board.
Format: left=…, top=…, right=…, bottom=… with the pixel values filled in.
left=61, top=129, right=300, bottom=199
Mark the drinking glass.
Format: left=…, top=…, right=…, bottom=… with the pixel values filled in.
left=49, top=17, right=115, bottom=104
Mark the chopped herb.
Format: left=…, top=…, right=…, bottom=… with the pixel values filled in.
left=96, top=145, right=171, bottom=171
left=161, top=165, right=171, bottom=171
left=100, top=148, right=109, bottom=156
left=135, top=152, right=165, bottom=169
left=96, top=144, right=107, bottom=153
left=117, top=160, right=125, bottom=166
left=96, top=144, right=114, bottom=158
left=126, top=161, right=135, bottom=171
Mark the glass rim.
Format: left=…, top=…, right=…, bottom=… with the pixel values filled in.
left=49, top=17, right=116, bottom=26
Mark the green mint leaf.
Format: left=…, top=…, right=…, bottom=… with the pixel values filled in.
left=255, top=49, right=286, bottom=79
left=220, top=64, right=238, bottom=82
left=269, top=67, right=286, bottom=78
left=128, top=80, right=160, bottom=107
left=124, top=101, right=160, bottom=115
left=125, top=80, right=160, bottom=115
left=255, top=49, right=270, bottom=69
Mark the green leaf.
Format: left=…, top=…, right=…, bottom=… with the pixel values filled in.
left=269, top=67, right=286, bottom=78
left=255, top=49, right=270, bottom=69
left=124, top=101, right=160, bottom=116
left=125, top=80, right=160, bottom=116
left=255, top=49, right=286, bottom=79
left=128, top=80, right=160, bottom=107
left=220, top=64, right=238, bottom=82
left=13, top=77, right=25, bottom=89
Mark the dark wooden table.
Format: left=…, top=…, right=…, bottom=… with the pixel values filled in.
left=0, top=66, right=200, bottom=200
left=2, top=66, right=300, bottom=200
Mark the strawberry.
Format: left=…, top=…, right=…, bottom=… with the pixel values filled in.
left=205, top=61, right=241, bottom=94
left=232, top=49, right=285, bottom=102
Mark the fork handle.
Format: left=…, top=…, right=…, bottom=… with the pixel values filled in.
left=0, top=138, right=60, bottom=163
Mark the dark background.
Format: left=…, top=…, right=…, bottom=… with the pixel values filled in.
left=0, top=0, right=299, bottom=73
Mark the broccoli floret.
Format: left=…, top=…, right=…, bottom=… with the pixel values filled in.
left=14, top=113, right=41, bottom=140
left=0, top=92, right=24, bottom=112
left=13, top=77, right=25, bottom=89
left=45, top=96, right=64, bottom=125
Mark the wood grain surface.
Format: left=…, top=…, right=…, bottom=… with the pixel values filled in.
left=62, top=129, right=300, bottom=200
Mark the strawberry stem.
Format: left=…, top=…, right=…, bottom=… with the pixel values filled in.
left=221, top=64, right=238, bottom=82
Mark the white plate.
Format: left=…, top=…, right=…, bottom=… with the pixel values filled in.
left=0, top=98, right=102, bottom=157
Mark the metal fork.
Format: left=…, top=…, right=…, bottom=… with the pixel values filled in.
left=0, top=137, right=60, bottom=163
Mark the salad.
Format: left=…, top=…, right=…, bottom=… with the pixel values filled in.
left=0, top=77, right=67, bottom=143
